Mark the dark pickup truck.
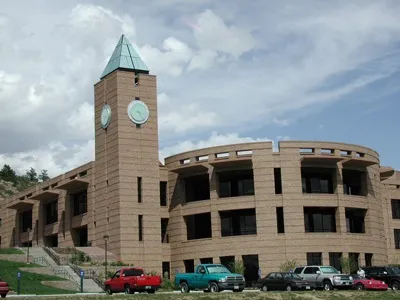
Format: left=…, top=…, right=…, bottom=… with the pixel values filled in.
left=104, top=267, right=161, bottom=295
left=175, top=264, right=246, bottom=293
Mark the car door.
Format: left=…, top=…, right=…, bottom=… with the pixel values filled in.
left=264, top=273, right=277, bottom=290
left=111, top=270, right=123, bottom=292
left=193, top=266, right=207, bottom=289
left=378, top=267, right=392, bottom=286
left=275, top=273, right=285, bottom=290
left=302, top=267, right=317, bottom=283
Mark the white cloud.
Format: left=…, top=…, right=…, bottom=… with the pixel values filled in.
left=192, top=9, right=256, bottom=58
left=188, top=49, right=218, bottom=71
left=157, top=93, right=218, bottom=133
left=140, top=37, right=193, bottom=76
left=0, top=140, right=95, bottom=178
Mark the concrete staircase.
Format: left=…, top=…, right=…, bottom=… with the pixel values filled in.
left=20, top=247, right=103, bottom=293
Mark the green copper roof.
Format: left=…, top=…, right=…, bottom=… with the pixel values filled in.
left=100, top=34, right=149, bottom=79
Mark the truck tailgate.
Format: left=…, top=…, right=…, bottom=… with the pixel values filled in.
left=136, top=275, right=161, bottom=287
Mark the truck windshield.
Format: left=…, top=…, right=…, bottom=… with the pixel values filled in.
left=206, top=265, right=231, bottom=274
left=319, top=267, right=339, bottom=274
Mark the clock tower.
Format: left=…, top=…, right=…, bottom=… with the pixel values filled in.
left=93, top=35, right=162, bottom=271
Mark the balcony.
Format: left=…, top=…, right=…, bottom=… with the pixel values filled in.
left=301, top=167, right=336, bottom=194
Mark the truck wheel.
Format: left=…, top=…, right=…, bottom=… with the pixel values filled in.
left=392, top=281, right=400, bottom=291
left=0, top=295, right=5, bottom=299
left=105, top=285, right=112, bottom=295
left=323, top=280, right=332, bottom=291
left=286, top=284, right=292, bottom=292
left=124, top=284, right=132, bottom=294
left=180, top=282, right=189, bottom=293
left=209, top=282, right=219, bottom=293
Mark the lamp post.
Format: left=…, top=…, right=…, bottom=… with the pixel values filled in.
left=26, top=228, right=31, bottom=264
left=103, top=235, right=109, bottom=278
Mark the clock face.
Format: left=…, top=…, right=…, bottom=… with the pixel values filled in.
left=100, top=104, right=111, bottom=129
left=127, top=100, right=150, bottom=125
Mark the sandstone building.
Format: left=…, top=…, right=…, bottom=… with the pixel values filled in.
left=1, top=35, right=399, bottom=283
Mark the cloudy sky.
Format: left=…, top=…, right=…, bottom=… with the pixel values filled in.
left=1, top=0, right=400, bottom=177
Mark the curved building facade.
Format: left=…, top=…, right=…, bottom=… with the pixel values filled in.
left=164, top=141, right=388, bottom=280
left=1, top=35, right=400, bottom=283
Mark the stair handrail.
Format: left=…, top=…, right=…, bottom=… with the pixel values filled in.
left=67, top=263, right=105, bottom=291
left=31, top=256, right=79, bottom=287
left=25, top=252, right=80, bottom=290
left=42, top=246, right=61, bottom=265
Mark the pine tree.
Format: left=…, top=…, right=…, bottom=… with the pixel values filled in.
left=0, top=164, right=17, bottom=184
left=38, top=169, right=50, bottom=182
left=26, top=167, right=38, bottom=182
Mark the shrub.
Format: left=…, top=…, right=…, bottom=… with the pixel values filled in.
left=160, top=278, right=175, bottom=291
left=69, top=251, right=91, bottom=265
left=279, top=259, right=298, bottom=272
left=340, top=256, right=358, bottom=274
left=229, top=260, right=245, bottom=275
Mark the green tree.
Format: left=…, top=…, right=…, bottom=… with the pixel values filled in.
left=38, top=169, right=50, bottom=182
left=0, top=164, right=17, bottom=184
left=26, top=167, right=38, bottom=182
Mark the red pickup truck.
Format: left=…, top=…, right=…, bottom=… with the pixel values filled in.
left=0, top=279, right=9, bottom=298
left=104, top=267, right=161, bottom=295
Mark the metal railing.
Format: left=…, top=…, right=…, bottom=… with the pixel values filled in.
left=20, top=244, right=105, bottom=291
left=18, top=247, right=81, bottom=291
left=31, top=256, right=80, bottom=289
left=67, top=262, right=105, bottom=291
left=85, top=269, right=105, bottom=290
left=42, top=246, right=61, bottom=265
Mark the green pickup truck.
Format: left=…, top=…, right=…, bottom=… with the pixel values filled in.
left=174, top=264, right=246, bottom=293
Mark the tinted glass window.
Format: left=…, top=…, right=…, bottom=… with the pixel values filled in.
left=303, top=267, right=313, bottom=274
left=365, top=267, right=378, bottom=275
left=124, top=269, right=143, bottom=276
left=294, top=267, right=304, bottom=274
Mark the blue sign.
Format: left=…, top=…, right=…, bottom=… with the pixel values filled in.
left=17, top=272, right=21, bottom=278
left=80, top=270, right=84, bottom=277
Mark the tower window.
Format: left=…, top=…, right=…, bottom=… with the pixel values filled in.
left=274, top=168, right=282, bottom=194
left=138, top=215, right=143, bottom=241
left=137, top=177, right=142, bottom=203
left=160, top=181, right=167, bottom=206
left=134, top=73, right=140, bottom=86
left=276, top=207, right=285, bottom=233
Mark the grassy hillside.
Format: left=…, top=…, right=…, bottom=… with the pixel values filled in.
left=0, top=164, right=49, bottom=199
left=0, top=260, right=75, bottom=295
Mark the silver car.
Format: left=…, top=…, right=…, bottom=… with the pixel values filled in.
left=293, top=266, right=353, bottom=291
